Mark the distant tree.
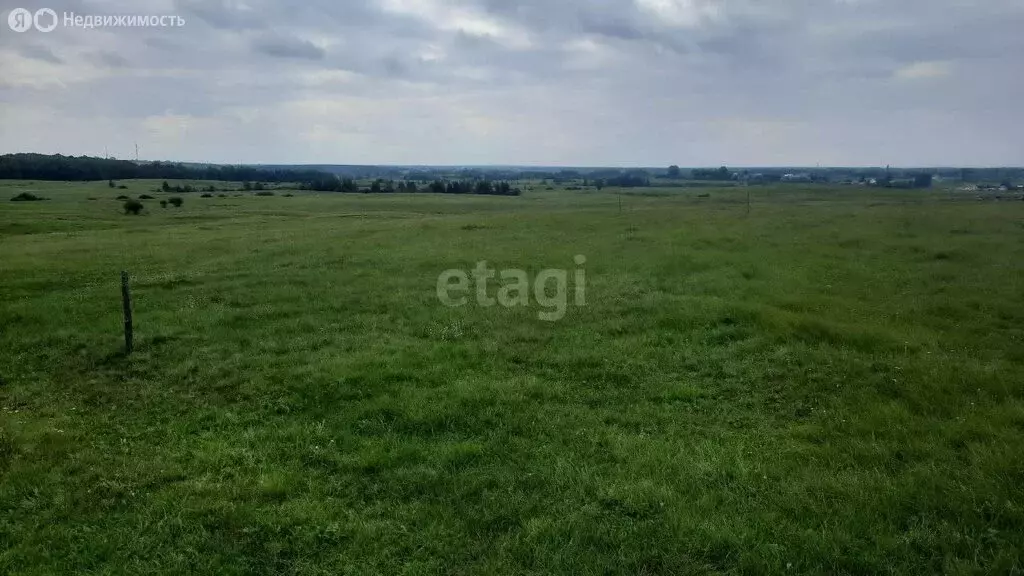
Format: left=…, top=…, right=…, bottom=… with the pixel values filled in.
left=914, top=174, right=934, bottom=189
left=667, top=165, right=681, bottom=178
left=161, top=181, right=171, bottom=192
left=242, top=181, right=253, bottom=191
left=123, top=199, right=143, bottom=215
left=370, top=180, right=382, bottom=194
left=253, top=182, right=265, bottom=191
left=606, top=172, right=650, bottom=187
left=691, top=167, right=733, bottom=181
left=160, top=200, right=168, bottom=208
left=108, top=179, right=116, bottom=188
left=168, top=197, right=183, bottom=208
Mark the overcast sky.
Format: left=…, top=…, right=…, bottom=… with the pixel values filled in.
left=1, top=0, right=1021, bottom=167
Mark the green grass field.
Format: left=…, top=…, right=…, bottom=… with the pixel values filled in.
left=2, top=180, right=1023, bottom=574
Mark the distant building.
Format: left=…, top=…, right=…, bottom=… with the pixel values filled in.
left=781, top=173, right=812, bottom=183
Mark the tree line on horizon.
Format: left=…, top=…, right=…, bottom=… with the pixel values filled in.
left=303, top=177, right=521, bottom=196
left=0, top=153, right=330, bottom=184
left=2, top=153, right=1019, bottom=189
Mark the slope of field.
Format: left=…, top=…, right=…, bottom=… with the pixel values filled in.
left=1, top=181, right=1023, bottom=574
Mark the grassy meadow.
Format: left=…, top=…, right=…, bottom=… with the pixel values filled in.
left=1, top=180, right=1023, bottom=574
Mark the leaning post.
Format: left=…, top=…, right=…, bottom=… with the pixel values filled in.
left=121, top=271, right=133, bottom=354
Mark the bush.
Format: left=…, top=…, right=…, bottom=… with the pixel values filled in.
left=255, top=191, right=275, bottom=196
left=160, top=200, right=168, bottom=208
left=118, top=185, right=128, bottom=190
left=218, top=194, right=227, bottom=198
left=115, top=195, right=130, bottom=200
left=10, top=192, right=44, bottom=202
left=283, top=193, right=294, bottom=197
left=168, top=197, right=183, bottom=208
left=139, top=194, right=155, bottom=200
left=123, top=199, right=144, bottom=215
left=201, top=193, right=213, bottom=198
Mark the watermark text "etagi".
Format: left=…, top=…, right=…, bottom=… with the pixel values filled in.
left=437, top=257, right=587, bottom=322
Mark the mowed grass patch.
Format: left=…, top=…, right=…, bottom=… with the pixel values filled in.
left=1, top=182, right=1023, bottom=574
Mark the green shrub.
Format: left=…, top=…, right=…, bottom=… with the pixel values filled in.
left=168, top=197, right=183, bottom=208
left=123, top=199, right=144, bottom=215
left=160, top=200, right=168, bottom=208
left=139, top=194, right=155, bottom=200
left=115, top=195, right=130, bottom=200
left=255, top=191, right=275, bottom=197
left=201, top=193, right=213, bottom=198
left=10, top=192, right=44, bottom=202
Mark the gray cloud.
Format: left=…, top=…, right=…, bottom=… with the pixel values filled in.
left=18, top=44, right=63, bottom=64
left=0, top=0, right=1021, bottom=165
left=94, top=50, right=129, bottom=68
left=253, top=34, right=326, bottom=60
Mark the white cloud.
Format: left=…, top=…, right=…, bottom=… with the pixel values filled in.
left=377, top=0, right=533, bottom=48
left=634, top=0, right=723, bottom=27
left=894, top=60, right=954, bottom=80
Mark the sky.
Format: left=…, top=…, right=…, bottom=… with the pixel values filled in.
left=0, top=0, right=1021, bottom=167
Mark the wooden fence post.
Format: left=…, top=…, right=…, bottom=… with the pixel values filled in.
left=121, top=271, right=133, bottom=354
